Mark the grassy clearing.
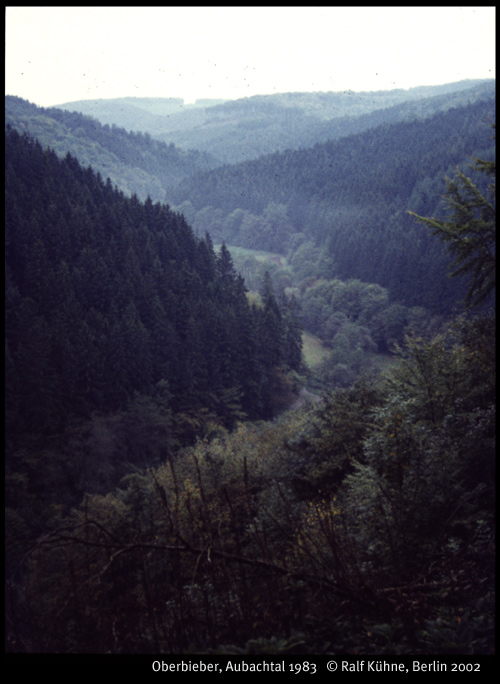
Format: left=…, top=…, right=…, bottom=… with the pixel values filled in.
left=216, top=243, right=290, bottom=268
left=302, top=331, right=331, bottom=370
left=302, top=333, right=399, bottom=377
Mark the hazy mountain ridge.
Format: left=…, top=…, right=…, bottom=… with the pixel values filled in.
left=5, top=95, right=220, bottom=202
left=53, top=96, right=228, bottom=133
left=54, top=79, right=494, bottom=163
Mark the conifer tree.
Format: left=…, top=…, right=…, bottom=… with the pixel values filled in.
left=409, top=151, right=495, bottom=308
left=259, top=271, right=284, bottom=368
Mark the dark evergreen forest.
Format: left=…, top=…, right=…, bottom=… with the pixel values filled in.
left=5, top=127, right=302, bottom=496
left=4, top=82, right=495, bottom=656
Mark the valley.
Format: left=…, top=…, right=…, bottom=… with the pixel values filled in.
left=5, top=80, right=495, bottom=655
left=218, top=242, right=404, bottom=393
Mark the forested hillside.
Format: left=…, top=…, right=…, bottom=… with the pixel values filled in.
left=8, top=87, right=494, bottom=394
left=5, top=96, right=219, bottom=203
left=54, top=95, right=228, bottom=135
left=5, top=127, right=303, bottom=500
left=169, top=96, right=495, bottom=314
left=57, top=79, right=494, bottom=164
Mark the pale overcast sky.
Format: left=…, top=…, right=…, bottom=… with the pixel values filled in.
left=5, top=6, right=496, bottom=108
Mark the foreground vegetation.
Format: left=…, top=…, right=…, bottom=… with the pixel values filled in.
left=6, top=312, right=495, bottom=653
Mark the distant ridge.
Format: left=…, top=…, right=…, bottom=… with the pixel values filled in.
left=53, top=79, right=494, bottom=164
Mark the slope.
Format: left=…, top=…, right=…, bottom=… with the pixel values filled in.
left=56, top=79, right=494, bottom=164
left=5, top=127, right=302, bottom=488
left=5, top=95, right=220, bottom=204
left=167, top=95, right=495, bottom=314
